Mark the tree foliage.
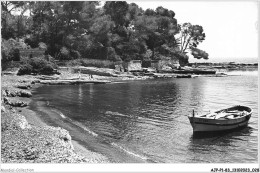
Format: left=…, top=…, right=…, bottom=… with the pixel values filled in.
left=176, top=22, right=208, bottom=59
left=134, top=7, right=178, bottom=60
left=1, top=1, right=209, bottom=66
left=190, top=47, right=209, bottom=59
left=18, top=56, right=57, bottom=75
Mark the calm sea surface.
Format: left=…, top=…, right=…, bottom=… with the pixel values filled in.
left=30, top=70, right=258, bottom=163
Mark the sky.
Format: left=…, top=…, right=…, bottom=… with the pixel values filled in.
left=127, top=0, right=259, bottom=63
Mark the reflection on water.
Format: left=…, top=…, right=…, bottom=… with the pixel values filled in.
left=31, top=72, right=258, bottom=163
left=187, top=126, right=255, bottom=163
left=78, top=84, right=83, bottom=104
left=191, top=126, right=253, bottom=139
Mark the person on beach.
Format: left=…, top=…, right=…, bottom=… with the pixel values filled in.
left=78, top=70, right=81, bottom=79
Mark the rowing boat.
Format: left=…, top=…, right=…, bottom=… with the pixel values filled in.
left=188, top=105, right=252, bottom=133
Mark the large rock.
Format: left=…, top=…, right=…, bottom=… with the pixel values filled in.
left=19, top=90, right=32, bottom=97
left=3, top=97, right=28, bottom=107
left=2, top=112, right=31, bottom=131
left=15, top=114, right=32, bottom=129
left=1, top=105, right=6, bottom=113
left=43, top=126, right=74, bottom=150
left=16, top=84, right=31, bottom=89
left=4, top=89, right=32, bottom=97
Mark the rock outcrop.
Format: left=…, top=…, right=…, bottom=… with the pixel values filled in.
left=16, top=84, right=32, bottom=89
left=3, top=97, right=28, bottom=107
left=3, top=89, right=32, bottom=98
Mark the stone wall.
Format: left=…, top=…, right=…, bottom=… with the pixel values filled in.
left=123, top=60, right=142, bottom=72
left=151, top=59, right=180, bottom=70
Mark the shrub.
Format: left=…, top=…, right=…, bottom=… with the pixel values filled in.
left=44, top=55, right=56, bottom=64
left=17, top=63, right=33, bottom=75
left=1, top=38, right=30, bottom=63
left=12, top=48, right=20, bottom=61
left=123, top=55, right=132, bottom=62
left=38, top=42, right=47, bottom=50
left=59, top=47, right=70, bottom=60
left=1, top=40, right=11, bottom=63
left=39, top=63, right=55, bottom=75
left=6, top=38, right=29, bottom=49
left=1, top=61, right=21, bottom=71
left=20, top=56, right=30, bottom=65
left=106, top=47, right=122, bottom=62
left=66, top=59, right=82, bottom=66
left=143, top=49, right=152, bottom=60
left=24, top=36, right=39, bottom=48
left=30, top=57, right=47, bottom=71
left=31, top=57, right=57, bottom=74
left=70, top=50, right=81, bottom=59
left=58, top=47, right=82, bottom=60
left=113, top=55, right=122, bottom=62
left=18, top=56, right=57, bottom=75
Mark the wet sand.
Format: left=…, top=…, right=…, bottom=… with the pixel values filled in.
left=28, top=98, right=149, bottom=163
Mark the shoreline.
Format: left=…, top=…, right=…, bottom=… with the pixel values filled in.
left=1, top=74, right=110, bottom=163
left=19, top=103, right=109, bottom=163
left=28, top=94, right=149, bottom=163
left=1, top=71, right=152, bottom=163
left=2, top=68, right=257, bottom=163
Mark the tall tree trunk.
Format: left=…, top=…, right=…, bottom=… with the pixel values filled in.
left=181, top=33, right=188, bottom=52
left=17, top=17, right=20, bottom=38
left=152, top=48, right=154, bottom=60
left=182, top=36, right=191, bottom=53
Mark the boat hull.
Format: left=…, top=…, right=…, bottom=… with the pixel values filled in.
left=188, top=113, right=251, bottom=132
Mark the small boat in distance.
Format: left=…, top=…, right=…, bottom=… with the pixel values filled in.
left=188, top=105, right=252, bottom=133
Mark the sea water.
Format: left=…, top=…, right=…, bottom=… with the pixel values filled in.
left=30, top=71, right=258, bottom=163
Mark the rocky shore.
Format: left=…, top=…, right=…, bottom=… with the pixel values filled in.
left=1, top=74, right=109, bottom=163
